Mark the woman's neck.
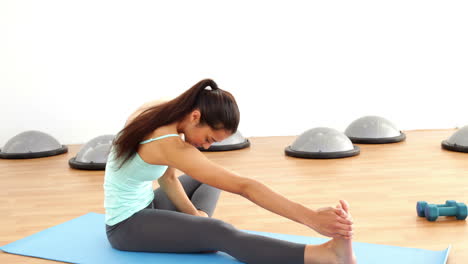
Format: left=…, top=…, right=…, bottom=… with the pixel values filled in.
left=153, top=121, right=184, bottom=136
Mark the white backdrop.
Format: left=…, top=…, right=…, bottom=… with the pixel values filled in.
left=1, top=0, right=467, bottom=144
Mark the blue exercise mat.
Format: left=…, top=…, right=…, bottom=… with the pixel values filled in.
left=1, top=212, right=450, bottom=264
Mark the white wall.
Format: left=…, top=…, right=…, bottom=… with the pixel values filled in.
left=1, top=0, right=467, bottom=145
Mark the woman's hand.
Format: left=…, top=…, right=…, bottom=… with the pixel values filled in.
left=304, top=201, right=353, bottom=239
left=196, top=210, right=209, bottom=218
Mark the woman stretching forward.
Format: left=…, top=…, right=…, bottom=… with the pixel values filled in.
left=104, top=79, right=356, bottom=264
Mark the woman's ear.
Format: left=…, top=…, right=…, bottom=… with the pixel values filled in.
left=190, top=109, right=201, bottom=123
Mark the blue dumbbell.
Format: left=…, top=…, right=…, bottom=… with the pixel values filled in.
left=416, top=201, right=447, bottom=217
left=416, top=200, right=468, bottom=221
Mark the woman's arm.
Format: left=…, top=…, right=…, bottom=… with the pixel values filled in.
left=157, top=167, right=200, bottom=216
left=161, top=142, right=353, bottom=238
left=242, top=179, right=353, bottom=238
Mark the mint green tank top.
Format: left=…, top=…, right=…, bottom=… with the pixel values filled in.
left=103, top=134, right=180, bottom=226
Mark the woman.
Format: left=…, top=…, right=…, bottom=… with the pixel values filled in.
left=104, top=79, right=356, bottom=264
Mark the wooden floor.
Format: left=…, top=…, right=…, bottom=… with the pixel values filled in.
left=1, top=129, right=467, bottom=263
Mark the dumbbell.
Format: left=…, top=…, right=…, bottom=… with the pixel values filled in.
left=416, top=200, right=468, bottom=221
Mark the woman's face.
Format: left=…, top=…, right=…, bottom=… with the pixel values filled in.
left=185, top=124, right=231, bottom=149
left=182, top=109, right=233, bottom=149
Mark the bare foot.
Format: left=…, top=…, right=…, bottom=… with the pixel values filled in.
left=332, top=200, right=356, bottom=264
left=304, top=200, right=356, bottom=264
left=305, top=240, right=356, bottom=264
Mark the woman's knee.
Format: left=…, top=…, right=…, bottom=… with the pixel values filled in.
left=208, top=218, right=237, bottom=237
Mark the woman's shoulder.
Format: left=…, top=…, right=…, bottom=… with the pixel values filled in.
left=138, top=129, right=190, bottom=165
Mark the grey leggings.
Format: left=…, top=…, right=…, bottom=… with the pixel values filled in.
left=105, top=174, right=305, bottom=264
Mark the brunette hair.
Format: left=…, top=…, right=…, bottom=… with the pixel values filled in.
left=113, top=79, right=239, bottom=168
